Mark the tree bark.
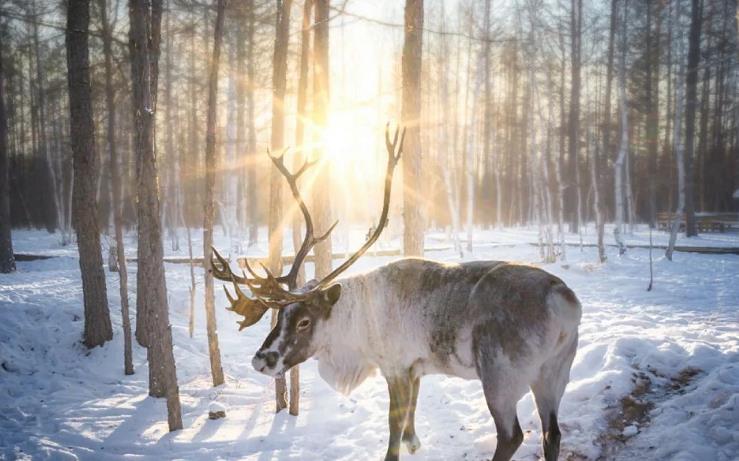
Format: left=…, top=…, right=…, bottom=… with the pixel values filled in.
left=684, top=0, right=703, bottom=236
left=98, top=0, right=133, bottom=373
left=268, top=0, right=293, bottom=413
left=286, top=0, right=315, bottom=417
left=312, top=0, right=333, bottom=276
left=645, top=1, right=660, bottom=228
left=246, top=0, right=258, bottom=246
left=589, top=129, right=606, bottom=263
left=235, top=2, right=247, bottom=237
left=66, top=0, right=113, bottom=349
left=0, top=32, right=15, bottom=274
left=568, top=0, right=582, bottom=233
left=32, top=0, right=64, bottom=237
left=203, top=0, right=226, bottom=389
left=602, top=0, right=617, bottom=222
left=129, top=0, right=182, bottom=431
left=613, top=0, right=628, bottom=255
left=402, top=0, right=425, bottom=256
left=482, top=0, right=495, bottom=227
left=164, top=0, right=179, bottom=252
left=667, top=0, right=687, bottom=261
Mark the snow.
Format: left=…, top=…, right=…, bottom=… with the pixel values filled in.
left=622, top=425, right=638, bottom=438
left=1, top=226, right=738, bottom=460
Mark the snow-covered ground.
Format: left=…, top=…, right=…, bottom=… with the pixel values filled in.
left=1, top=226, right=737, bottom=461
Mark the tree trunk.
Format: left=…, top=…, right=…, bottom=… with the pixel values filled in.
left=98, top=0, right=132, bottom=373
left=667, top=1, right=687, bottom=261
left=0, top=32, right=14, bottom=274
left=164, top=1, right=179, bottom=252
left=482, top=0, right=494, bottom=227
left=663, top=0, right=675, bottom=215
left=268, top=0, right=293, bottom=413
left=645, top=1, right=660, bottom=228
left=613, top=0, right=628, bottom=255
left=66, top=0, right=113, bottom=349
left=438, top=7, right=461, bottom=254
left=286, top=0, right=315, bottom=417
left=187, top=11, right=200, bottom=229
left=129, top=0, right=182, bottom=431
left=32, top=0, right=64, bottom=238
left=203, top=0, right=226, bottom=388
left=235, top=3, right=247, bottom=238
left=312, top=0, right=333, bottom=276
left=602, top=0, right=617, bottom=222
left=568, top=0, right=582, bottom=233
left=402, top=0, right=425, bottom=256
left=294, top=0, right=312, bottom=289
left=624, top=137, right=635, bottom=232
left=556, top=27, right=567, bottom=259
left=246, top=0, right=259, bottom=246
left=589, top=129, right=606, bottom=263
left=684, top=0, right=703, bottom=237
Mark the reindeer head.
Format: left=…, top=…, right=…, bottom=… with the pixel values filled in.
left=210, top=124, right=404, bottom=377
left=251, top=282, right=341, bottom=377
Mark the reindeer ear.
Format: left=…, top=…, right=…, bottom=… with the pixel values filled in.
left=322, top=284, right=342, bottom=306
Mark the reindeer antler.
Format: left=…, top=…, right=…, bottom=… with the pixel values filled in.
left=212, top=123, right=404, bottom=329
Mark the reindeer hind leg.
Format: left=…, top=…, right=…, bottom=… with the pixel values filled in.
left=478, top=356, right=527, bottom=460
left=402, top=375, right=421, bottom=454
left=530, top=334, right=577, bottom=461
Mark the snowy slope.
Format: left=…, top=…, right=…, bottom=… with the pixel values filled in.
left=1, top=228, right=737, bottom=461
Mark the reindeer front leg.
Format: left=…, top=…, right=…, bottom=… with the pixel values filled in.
left=385, top=376, right=412, bottom=461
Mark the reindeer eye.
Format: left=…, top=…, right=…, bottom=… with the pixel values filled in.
left=296, top=318, right=311, bottom=331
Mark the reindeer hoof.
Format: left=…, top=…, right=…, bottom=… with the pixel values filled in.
left=403, top=434, right=421, bottom=454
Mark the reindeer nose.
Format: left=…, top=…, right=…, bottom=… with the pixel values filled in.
left=254, top=350, right=279, bottom=369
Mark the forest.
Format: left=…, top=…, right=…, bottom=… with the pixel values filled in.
left=0, top=0, right=737, bottom=460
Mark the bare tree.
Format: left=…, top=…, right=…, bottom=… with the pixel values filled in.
left=645, top=1, right=660, bottom=228
left=0, top=32, right=14, bottom=274
left=667, top=1, right=687, bottom=261
left=129, top=0, right=182, bottom=431
left=32, top=0, right=66, bottom=240
left=163, top=0, right=179, bottom=252
left=98, top=0, right=132, bottom=373
left=589, top=128, right=606, bottom=262
left=568, top=0, right=583, bottom=235
left=245, top=0, right=259, bottom=246
left=203, top=0, right=226, bottom=388
left=402, top=0, right=425, bottom=257
left=268, top=0, right=293, bottom=413
left=613, top=0, right=628, bottom=255
left=437, top=3, right=462, bottom=254
left=684, top=0, right=703, bottom=237
left=66, top=0, right=113, bottom=349
left=312, top=0, right=333, bottom=277
left=287, top=0, right=315, bottom=416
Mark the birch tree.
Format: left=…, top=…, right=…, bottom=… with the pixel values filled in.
left=0, top=31, right=14, bottom=274
left=286, top=0, right=315, bottom=416
left=312, top=0, right=333, bottom=276
left=667, top=1, right=687, bottom=261
left=683, top=0, right=703, bottom=237
left=568, top=0, right=583, bottom=234
left=203, top=0, right=226, bottom=388
left=402, top=0, right=425, bottom=256
left=268, top=0, right=293, bottom=413
left=613, top=0, right=629, bottom=255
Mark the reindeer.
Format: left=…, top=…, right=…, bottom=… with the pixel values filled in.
left=211, top=125, right=581, bottom=461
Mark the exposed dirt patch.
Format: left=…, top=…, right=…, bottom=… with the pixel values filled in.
left=595, top=366, right=702, bottom=460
